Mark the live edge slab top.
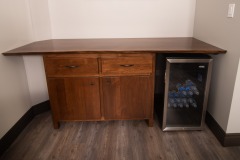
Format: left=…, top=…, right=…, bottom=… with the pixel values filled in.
left=3, top=37, right=226, bottom=55
left=2, top=38, right=226, bottom=129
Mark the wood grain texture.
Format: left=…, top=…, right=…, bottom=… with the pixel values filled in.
left=1, top=111, right=240, bottom=160
left=44, top=57, right=99, bottom=77
left=101, top=56, right=153, bottom=76
left=102, top=76, right=151, bottom=120
left=3, top=38, right=226, bottom=56
left=47, top=77, right=101, bottom=128
left=44, top=53, right=155, bottom=128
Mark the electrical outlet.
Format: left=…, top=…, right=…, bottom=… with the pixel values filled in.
left=228, top=4, right=235, bottom=18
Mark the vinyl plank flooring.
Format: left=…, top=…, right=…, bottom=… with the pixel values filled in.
left=1, top=111, right=240, bottom=160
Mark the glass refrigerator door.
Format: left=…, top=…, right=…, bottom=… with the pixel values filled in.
left=163, top=58, right=212, bottom=131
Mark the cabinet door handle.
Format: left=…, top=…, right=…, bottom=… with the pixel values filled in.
left=65, top=65, right=79, bottom=69
left=120, top=64, right=134, bottom=67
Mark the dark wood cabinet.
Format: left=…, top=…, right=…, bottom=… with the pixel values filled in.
left=47, top=77, right=101, bottom=128
left=44, top=53, right=155, bottom=128
left=102, top=76, right=152, bottom=120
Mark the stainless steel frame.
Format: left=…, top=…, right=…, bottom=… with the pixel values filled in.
left=162, top=58, right=213, bottom=131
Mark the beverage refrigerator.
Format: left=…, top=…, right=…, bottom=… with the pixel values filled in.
left=155, top=55, right=213, bottom=131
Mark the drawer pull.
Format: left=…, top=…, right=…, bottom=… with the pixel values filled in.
left=120, top=64, right=134, bottom=67
left=65, top=65, right=79, bottom=69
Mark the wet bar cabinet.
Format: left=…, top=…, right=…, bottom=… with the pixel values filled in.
left=156, top=55, right=213, bottom=131
left=3, top=38, right=226, bottom=129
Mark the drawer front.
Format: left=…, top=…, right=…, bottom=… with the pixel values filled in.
left=44, top=58, right=99, bottom=77
left=101, top=56, right=153, bottom=75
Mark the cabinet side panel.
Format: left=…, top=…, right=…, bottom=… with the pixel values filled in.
left=47, top=78, right=66, bottom=127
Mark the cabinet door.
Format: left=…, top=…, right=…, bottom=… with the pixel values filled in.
left=102, top=76, right=151, bottom=119
left=48, top=77, right=101, bottom=121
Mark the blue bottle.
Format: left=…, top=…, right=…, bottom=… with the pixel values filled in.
left=185, top=79, right=199, bottom=96
left=188, top=98, right=194, bottom=104
left=190, top=86, right=199, bottom=95
left=168, top=98, right=177, bottom=108
left=181, top=98, right=189, bottom=108
left=176, top=83, right=187, bottom=96
left=191, top=99, right=197, bottom=108
left=188, top=98, right=197, bottom=108
left=178, top=103, right=184, bottom=108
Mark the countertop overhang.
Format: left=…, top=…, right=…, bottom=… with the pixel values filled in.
left=2, top=37, right=227, bottom=56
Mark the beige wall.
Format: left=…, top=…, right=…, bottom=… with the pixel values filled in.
left=227, top=58, right=240, bottom=133
left=23, top=56, right=49, bottom=105
left=23, top=0, right=52, bottom=106
left=194, top=0, right=240, bottom=133
left=48, top=0, right=196, bottom=38
left=0, top=0, right=33, bottom=138
left=28, top=0, right=52, bottom=41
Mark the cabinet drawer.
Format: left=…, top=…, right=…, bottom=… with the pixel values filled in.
left=44, top=58, right=99, bottom=77
left=101, top=56, right=153, bottom=75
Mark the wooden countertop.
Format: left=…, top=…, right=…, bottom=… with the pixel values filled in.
left=2, top=37, right=226, bottom=56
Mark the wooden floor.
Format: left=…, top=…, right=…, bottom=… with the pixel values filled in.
left=1, top=111, right=240, bottom=160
